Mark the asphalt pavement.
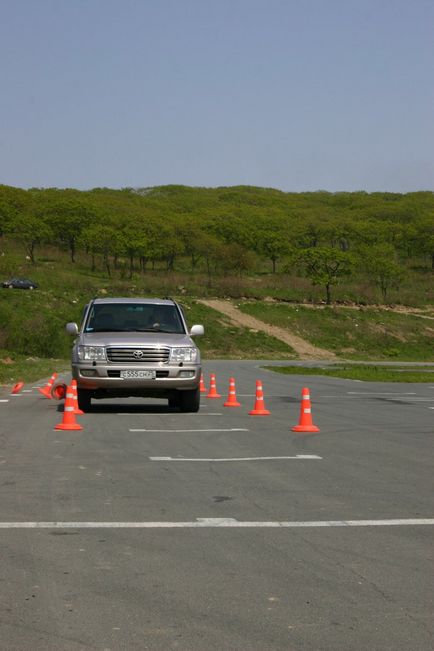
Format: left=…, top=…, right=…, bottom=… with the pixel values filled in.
left=0, top=360, right=433, bottom=650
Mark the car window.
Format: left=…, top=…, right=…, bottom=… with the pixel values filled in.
left=84, top=304, right=185, bottom=334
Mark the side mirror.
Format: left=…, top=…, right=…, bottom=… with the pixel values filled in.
left=190, top=324, right=204, bottom=336
left=66, top=322, right=79, bottom=336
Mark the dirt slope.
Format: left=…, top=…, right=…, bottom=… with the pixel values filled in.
left=199, top=299, right=337, bottom=360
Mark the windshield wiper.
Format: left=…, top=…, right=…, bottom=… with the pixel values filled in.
left=87, top=328, right=125, bottom=332
left=122, top=328, right=162, bottom=332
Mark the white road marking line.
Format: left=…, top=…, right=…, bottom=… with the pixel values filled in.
left=347, top=392, right=417, bottom=395
left=129, top=428, right=249, bottom=433
left=0, top=518, right=432, bottom=529
left=377, top=398, right=434, bottom=402
left=149, top=455, right=322, bottom=462
left=10, top=393, right=35, bottom=397
left=0, top=399, right=9, bottom=403
left=22, top=390, right=33, bottom=393
left=324, top=394, right=433, bottom=400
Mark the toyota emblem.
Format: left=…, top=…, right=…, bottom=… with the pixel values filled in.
left=133, top=350, right=144, bottom=359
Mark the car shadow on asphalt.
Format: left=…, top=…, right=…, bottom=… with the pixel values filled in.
left=92, top=403, right=179, bottom=414
left=56, top=402, right=180, bottom=414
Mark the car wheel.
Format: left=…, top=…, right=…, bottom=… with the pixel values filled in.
left=168, top=394, right=181, bottom=409
left=77, top=388, right=93, bottom=412
left=179, top=387, right=200, bottom=413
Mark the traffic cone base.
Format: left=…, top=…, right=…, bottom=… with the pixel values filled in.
left=55, top=419, right=82, bottom=431
left=292, top=424, right=320, bottom=432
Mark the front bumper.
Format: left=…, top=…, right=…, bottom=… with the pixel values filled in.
left=72, top=363, right=201, bottom=392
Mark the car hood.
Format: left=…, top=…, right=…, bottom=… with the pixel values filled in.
left=80, top=332, right=196, bottom=348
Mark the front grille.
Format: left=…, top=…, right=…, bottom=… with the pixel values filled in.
left=106, top=346, right=170, bottom=364
left=107, top=370, right=170, bottom=378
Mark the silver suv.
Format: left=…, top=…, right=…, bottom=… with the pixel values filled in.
left=66, top=298, right=204, bottom=412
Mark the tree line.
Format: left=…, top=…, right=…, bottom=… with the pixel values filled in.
left=1, top=183, right=433, bottom=303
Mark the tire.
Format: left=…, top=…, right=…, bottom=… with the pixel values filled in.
left=168, top=394, right=181, bottom=409
left=77, top=388, right=92, bottom=412
left=179, top=387, right=200, bottom=413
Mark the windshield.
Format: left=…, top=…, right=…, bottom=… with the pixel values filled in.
left=84, top=303, right=185, bottom=334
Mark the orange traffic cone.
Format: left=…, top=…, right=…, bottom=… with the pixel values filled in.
left=70, top=380, right=84, bottom=415
left=224, top=377, right=241, bottom=407
left=51, top=382, right=67, bottom=400
left=199, top=374, right=207, bottom=393
left=249, top=380, right=270, bottom=416
left=11, top=381, right=24, bottom=395
left=291, top=387, right=320, bottom=432
left=54, top=385, right=82, bottom=431
left=38, top=373, right=57, bottom=399
left=206, top=373, right=221, bottom=398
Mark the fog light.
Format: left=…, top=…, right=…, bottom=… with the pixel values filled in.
left=81, top=369, right=97, bottom=377
left=179, top=370, right=195, bottom=378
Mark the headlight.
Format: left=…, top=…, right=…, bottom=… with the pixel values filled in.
left=77, top=345, right=106, bottom=361
left=170, top=347, right=198, bottom=363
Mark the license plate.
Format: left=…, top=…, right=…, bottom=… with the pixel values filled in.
left=120, top=370, right=156, bottom=379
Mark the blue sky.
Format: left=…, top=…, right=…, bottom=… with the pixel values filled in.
left=0, top=0, right=433, bottom=192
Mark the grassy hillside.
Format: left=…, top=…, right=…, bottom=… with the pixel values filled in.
left=239, top=301, right=434, bottom=361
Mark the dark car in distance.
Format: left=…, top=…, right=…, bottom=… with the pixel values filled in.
left=1, top=278, right=38, bottom=289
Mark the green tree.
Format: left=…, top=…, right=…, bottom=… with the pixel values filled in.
left=295, top=247, right=354, bottom=304
left=119, top=224, right=149, bottom=279
left=176, top=217, right=206, bottom=270
left=412, top=216, right=434, bottom=269
left=362, top=246, right=404, bottom=302
left=0, top=185, right=28, bottom=237
left=255, top=227, right=292, bottom=273
left=8, top=212, right=53, bottom=263
left=195, top=232, right=225, bottom=285
left=42, top=199, right=97, bottom=263
left=218, top=242, right=256, bottom=277
left=79, top=224, right=121, bottom=276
